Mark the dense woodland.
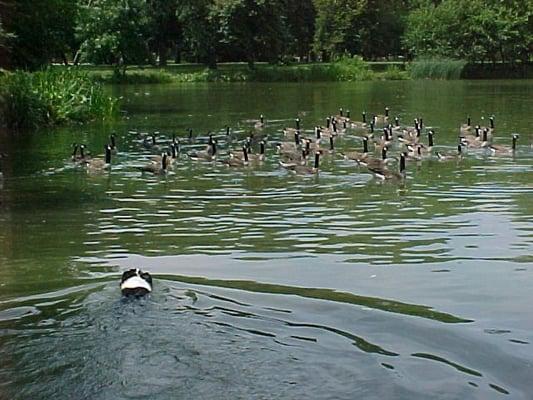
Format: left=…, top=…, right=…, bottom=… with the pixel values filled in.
left=0, top=0, right=531, bottom=71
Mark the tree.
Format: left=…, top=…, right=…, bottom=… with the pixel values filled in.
left=148, top=0, right=181, bottom=66
left=283, top=0, right=316, bottom=61
left=313, top=0, right=366, bottom=61
left=6, top=0, right=78, bottom=69
left=77, top=0, right=154, bottom=74
left=214, top=0, right=287, bottom=68
left=179, top=0, right=219, bottom=68
left=403, top=0, right=532, bottom=63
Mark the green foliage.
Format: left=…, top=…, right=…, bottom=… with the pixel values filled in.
left=77, top=0, right=154, bottom=70
left=313, top=0, right=407, bottom=60
left=407, top=58, right=467, bottom=79
left=213, top=0, right=288, bottom=67
left=282, top=0, right=316, bottom=60
left=404, top=0, right=533, bottom=63
left=0, top=69, right=118, bottom=129
left=313, top=0, right=365, bottom=60
left=3, top=0, right=530, bottom=72
left=379, top=65, right=409, bottom=80
left=87, top=60, right=379, bottom=83
left=91, top=69, right=175, bottom=84
left=6, top=0, right=78, bottom=69
left=179, top=0, right=219, bottom=68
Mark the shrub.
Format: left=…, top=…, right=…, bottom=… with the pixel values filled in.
left=0, top=68, right=119, bottom=129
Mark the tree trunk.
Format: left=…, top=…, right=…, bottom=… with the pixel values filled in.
left=174, top=44, right=181, bottom=64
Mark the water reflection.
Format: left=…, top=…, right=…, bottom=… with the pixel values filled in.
left=0, top=80, right=532, bottom=399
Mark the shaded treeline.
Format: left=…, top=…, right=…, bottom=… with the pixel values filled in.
left=0, top=0, right=531, bottom=71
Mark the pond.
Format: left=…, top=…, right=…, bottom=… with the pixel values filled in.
left=0, top=80, right=532, bottom=399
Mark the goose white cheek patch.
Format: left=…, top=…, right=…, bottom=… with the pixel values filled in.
left=121, top=276, right=152, bottom=292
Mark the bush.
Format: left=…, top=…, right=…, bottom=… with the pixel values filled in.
left=0, top=68, right=119, bottom=129
left=379, top=65, right=409, bottom=80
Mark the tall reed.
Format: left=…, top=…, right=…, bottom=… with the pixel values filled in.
left=407, top=58, right=467, bottom=79
left=0, top=68, right=119, bottom=129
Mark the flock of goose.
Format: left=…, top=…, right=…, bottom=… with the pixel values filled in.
left=69, top=107, right=523, bottom=182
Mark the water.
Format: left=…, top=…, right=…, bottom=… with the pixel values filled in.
left=0, top=80, right=532, bottom=399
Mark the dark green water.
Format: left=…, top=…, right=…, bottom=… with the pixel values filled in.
left=0, top=80, right=532, bottom=399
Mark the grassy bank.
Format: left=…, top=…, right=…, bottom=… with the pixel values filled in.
left=0, top=68, right=119, bottom=129
left=86, top=58, right=409, bottom=84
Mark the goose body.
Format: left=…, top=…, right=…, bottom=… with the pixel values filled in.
left=460, top=116, right=472, bottom=133
left=369, top=152, right=406, bottom=181
left=85, top=145, right=111, bottom=171
left=487, top=134, right=519, bottom=155
left=121, top=268, right=152, bottom=297
left=435, top=144, right=463, bottom=161
left=254, top=114, right=266, bottom=129
left=189, top=141, right=217, bottom=161
left=223, top=146, right=249, bottom=167
left=282, top=152, right=320, bottom=175
left=341, top=136, right=369, bottom=164
left=283, top=118, right=301, bottom=136
left=110, top=135, right=118, bottom=154
left=373, top=107, right=390, bottom=126
left=349, top=111, right=369, bottom=129
left=359, top=146, right=391, bottom=169
left=140, top=154, right=168, bottom=175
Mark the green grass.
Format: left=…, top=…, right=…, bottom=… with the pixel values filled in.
left=0, top=68, right=119, bottom=129
left=379, top=65, right=409, bottom=80
left=86, top=57, right=381, bottom=84
left=407, top=58, right=467, bottom=80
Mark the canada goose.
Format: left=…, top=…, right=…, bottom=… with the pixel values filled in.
left=140, top=153, right=168, bottom=174
left=143, top=133, right=157, bottom=149
left=460, top=116, right=472, bottom=133
left=110, top=134, right=118, bottom=154
left=405, top=144, right=427, bottom=161
left=335, top=108, right=351, bottom=124
left=282, top=152, right=320, bottom=175
left=121, top=268, right=152, bottom=297
left=436, top=144, right=463, bottom=161
left=276, top=131, right=302, bottom=154
left=399, top=120, right=421, bottom=144
left=340, top=136, right=369, bottom=164
left=279, top=149, right=308, bottom=167
left=248, top=141, right=266, bottom=162
left=152, top=143, right=178, bottom=167
left=369, top=152, right=406, bottom=181
left=391, top=117, right=401, bottom=132
left=223, top=146, right=249, bottom=167
left=360, top=146, right=391, bottom=169
left=460, top=125, right=481, bottom=146
left=70, top=143, right=80, bottom=162
left=487, top=134, right=519, bottom=155
left=373, top=127, right=393, bottom=149
left=188, top=140, right=217, bottom=161
left=254, top=114, right=265, bottom=129
left=85, top=145, right=112, bottom=171
left=368, top=119, right=375, bottom=134
left=462, top=127, right=488, bottom=149
left=350, top=111, right=368, bottom=129
left=373, top=107, right=390, bottom=125
left=283, top=118, right=301, bottom=136
left=75, top=144, right=92, bottom=163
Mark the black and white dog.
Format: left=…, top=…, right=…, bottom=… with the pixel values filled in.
left=120, top=268, right=153, bottom=297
